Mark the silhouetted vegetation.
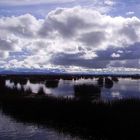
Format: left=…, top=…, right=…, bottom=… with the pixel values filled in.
left=45, top=80, right=59, bottom=88
left=111, top=77, right=119, bottom=82
left=0, top=95, right=140, bottom=140
left=36, top=87, right=45, bottom=96
left=97, top=77, right=104, bottom=87
left=105, top=77, right=114, bottom=89
left=74, top=84, right=101, bottom=101
left=0, top=75, right=140, bottom=139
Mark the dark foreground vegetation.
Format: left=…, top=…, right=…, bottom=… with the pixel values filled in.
left=0, top=74, right=140, bottom=140
left=0, top=94, right=140, bottom=139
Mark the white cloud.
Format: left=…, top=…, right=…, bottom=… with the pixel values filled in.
left=0, top=14, right=43, bottom=38
left=0, top=51, right=9, bottom=59
left=111, top=53, right=120, bottom=58
left=126, top=11, right=135, bottom=16
left=0, top=7, right=140, bottom=71
left=104, top=0, right=115, bottom=6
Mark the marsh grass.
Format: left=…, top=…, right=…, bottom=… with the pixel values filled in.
left=0, top=93, right=140, bottom=139
left=0, top=75, right=140, bottom=139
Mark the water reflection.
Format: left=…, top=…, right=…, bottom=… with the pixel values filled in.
left=45, top=80, right=59, bottom=88
left=111, top=92, right=122, bottom=99
left=97, top=77, right=104, bottom=87
left=1, top=77, right=140, bottom=101
left=0, top=110, right=79, bottom=140
left=6, top=80, right=15, bottom=89
left=74, top=84, right=101, bottom=101
left=0, top=76, right=140, bottom=140
left=111, top=77, right=119, bottom=83
left=104, top=78, right=114, bottom=89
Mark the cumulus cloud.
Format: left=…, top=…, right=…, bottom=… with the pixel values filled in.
left=111, top=53, right=120, bottom=58
left=0, top=7, right=140, bottom=72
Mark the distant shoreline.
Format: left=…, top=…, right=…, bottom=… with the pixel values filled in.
left=0, top=73, right=140, bottom=78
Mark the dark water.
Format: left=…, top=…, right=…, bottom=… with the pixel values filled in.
left=0, top=76, right=140, bottom=140
left=0, top=111, right=80, bottom=140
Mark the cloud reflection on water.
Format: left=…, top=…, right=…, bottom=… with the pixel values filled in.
left=4, top=77, right=140, bottom=101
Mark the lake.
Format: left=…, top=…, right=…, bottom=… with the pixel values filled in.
left=4, top=77, right=140, bottom=101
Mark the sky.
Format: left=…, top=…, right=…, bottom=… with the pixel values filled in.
left=0, top=0, right=140, bottom=73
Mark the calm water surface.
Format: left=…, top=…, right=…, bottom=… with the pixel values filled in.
left=0, top=110, right=80, bottom=140
left=5, top=78, right=140, bottom=101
